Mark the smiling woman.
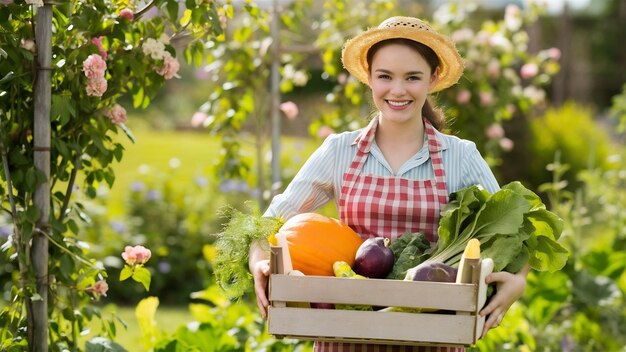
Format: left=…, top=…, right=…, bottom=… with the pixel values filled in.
left=245, top=15, right=531, bottom=352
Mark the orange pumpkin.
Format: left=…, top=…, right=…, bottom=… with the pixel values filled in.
left=273, top=213, right=364, bottom=276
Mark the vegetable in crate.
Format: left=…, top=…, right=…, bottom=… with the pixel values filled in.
left=213, top=206, right=284, bottom=299
left=332, top=261, right=373, bottom=311
left=407, top=262, right=457, bottom=282
left=353, top=237, right=395, bottom=278
left=272, top=213, right=364, bottom=276
left=423, top=182, right=569, bottom=274
left=385, top=232, right=431, bottom=280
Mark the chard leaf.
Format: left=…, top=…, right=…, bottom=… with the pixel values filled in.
left=438, top=185, right=486, bottom=247
left=502, top=181, right=545, bottom=210
left=463, top=189, right=530, bottom=242
left=528, top=235, right=569, bottom=272
left=527, top=208, right=564, bottom=240
left=480, top=235, right=523, bottom=272
left=505, top=246, right=529, bottom=273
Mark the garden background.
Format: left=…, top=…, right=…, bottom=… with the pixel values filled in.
left=1, top=0, right=626, bottom=351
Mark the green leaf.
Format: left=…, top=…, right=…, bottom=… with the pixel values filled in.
left=119, top=266, right=133, bottom=281
left=466, top=189, right=530, bottom=241
left=166, top=0, right=179, bottom=22
left=528, top=235, right=569, bottom=272
left=480, top=235, right=523, bottom=272
left=132, top=87, right=144, bottom=109
left=135, top=297, right=160, bottom=343
left=180, top=9, right=192, bottom=26
left=132, top=266, right=151, bottom=291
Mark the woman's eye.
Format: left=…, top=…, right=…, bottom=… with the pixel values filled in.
left=407, top=76, right=421, bottom=81
left=377, top=74, right=391, bottom=80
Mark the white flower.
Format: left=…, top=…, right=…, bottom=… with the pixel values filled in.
left=142, top=38, right=166, bottom=60
left=504, top=5, right=522, bottom=32
left=159, top=33, right=171, bottom=45
left=292, top=71, right=308, bottom=86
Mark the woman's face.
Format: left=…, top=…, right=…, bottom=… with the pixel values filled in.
left=368, top=43, right=437, bottom=124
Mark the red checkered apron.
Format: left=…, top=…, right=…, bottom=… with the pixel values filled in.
left=314, top=118, right=462, bottom=352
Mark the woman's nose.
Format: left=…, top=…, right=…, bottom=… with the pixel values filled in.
left=390, top=80, right=406, bottom=95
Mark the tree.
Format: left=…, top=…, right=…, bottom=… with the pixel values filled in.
left=0, top=0, right=231, bottom=349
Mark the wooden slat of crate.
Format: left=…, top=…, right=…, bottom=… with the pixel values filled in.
left=268, top=307, right=479, bottom=345
left=270, top=275, right=477, bottom=312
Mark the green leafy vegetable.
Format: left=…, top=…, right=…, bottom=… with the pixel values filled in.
left=425, top=182, right=569, bottom=273
left=213, top=205, right=284, bottom=299
left=385, top=232, right=431, bottom=280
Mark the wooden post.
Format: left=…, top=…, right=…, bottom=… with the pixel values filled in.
left=269, top=0, right=281, bottom=200
left=32, top=2, right=52, bottom=351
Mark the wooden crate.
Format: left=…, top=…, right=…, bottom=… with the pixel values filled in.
left=267, top=244, right=493, bottom=347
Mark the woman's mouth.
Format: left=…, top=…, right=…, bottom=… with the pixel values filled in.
left=386, top=100, right=412, bottom=109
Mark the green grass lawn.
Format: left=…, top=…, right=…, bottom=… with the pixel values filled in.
left=104, top=128, right=324, bottom=215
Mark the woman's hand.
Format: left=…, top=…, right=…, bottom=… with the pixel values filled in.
left=250, top=258, right=271, bottom=319
left=479, top=265, right=529, bottom=337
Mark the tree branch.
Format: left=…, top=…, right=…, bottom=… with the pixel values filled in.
left=135, top=0, right=157, bottom=20
left=58, top=153, right=80, bottom=223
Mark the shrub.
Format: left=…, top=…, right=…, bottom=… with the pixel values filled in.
left=525, top=102, right=615, bottom=190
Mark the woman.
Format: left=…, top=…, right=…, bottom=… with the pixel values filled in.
left=249, top=16, right=528, bottom=351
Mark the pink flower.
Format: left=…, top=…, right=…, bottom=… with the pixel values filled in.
left=106, top=104, right=127, bottom=125
left=191, top=111, right=208, bottom=127
left=155, top=52, right=180, bottom=80
left=90, top=37, right=107, bottom=60
left=119, top=8, right=134, bottom=21
left=280, top=101, right=299, bottom=120
left=317, top=126, right=334, bottom=139
left=122, top=245, right=152, bottom=265
left=520, top=63, right=539, bottom=80
left=85, top=77, right=107, bottom=97
left=85, top=280, right=109, bottom=297
left=547, top=47, right=561, bottom=60
left=82, top=54, right=107, bottom=79
left=487, top=59, right=500, bottom=78
left=456, top=89, right=471, bottom=105
left=500, top=138, right=514, bottom=151
left=479, top=91, right=494, bottom=106
left=451, top=28, right=473, bottom=43
left=486, top=123, right=505, bottom=140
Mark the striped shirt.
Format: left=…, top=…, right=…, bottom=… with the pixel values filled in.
left=265, top=127, right=500, bottom=219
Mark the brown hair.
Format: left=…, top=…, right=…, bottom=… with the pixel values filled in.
left=366, top=38, right=446, bottom=130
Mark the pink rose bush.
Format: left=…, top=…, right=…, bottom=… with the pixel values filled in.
left=119, top=8, right=134, bottom=21
left=155, top=52, right=180, bottom=80
left=85, top=280, right=109, bottom=298
left=82, top=54, right=107, bottom=97
left=82, top=54, right=106, bottom=79
left=122, top=245, right=151, bottom=266
left=142, top=38, right=180, bottom=80
left=120, top=245, right=152, bottom=290
left=106, top=104, right=127, bottom=125
left=430, top=2, right=560, bottom=163
left=280, top=101, right=299, bottom=120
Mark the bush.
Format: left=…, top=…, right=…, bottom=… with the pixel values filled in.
left=80, top=169, right=251, bottom=305
left=524, top=102, right=615, bottom=190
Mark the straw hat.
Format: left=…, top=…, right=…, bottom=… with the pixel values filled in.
left=341, top=16, right=464, bottom=93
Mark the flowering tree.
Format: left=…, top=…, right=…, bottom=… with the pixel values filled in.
left=0, top=0, right=232, bottom=350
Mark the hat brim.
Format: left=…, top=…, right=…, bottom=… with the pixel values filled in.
left=342, top=26, right=464, bottom=93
